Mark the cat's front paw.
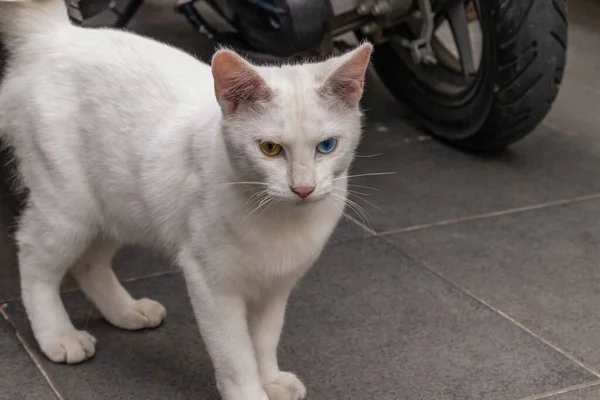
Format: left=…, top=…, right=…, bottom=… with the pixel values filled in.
left=263, top=372, right=307, bottom=400
left=39, top=330, right=97, bottom=364
left=110, top=298, right=166, bottom=330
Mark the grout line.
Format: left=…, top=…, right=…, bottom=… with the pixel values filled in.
left=1, top=269, right=181, bottom=304
left=329, top=236, right=374, bottom=246
left=346, top=214, right=377, bottom=235
left=376, top=193, right=600, bottom=236
left=77, top=269, right=180, bottom=330
left=0, top=304, right=65, bottom=400
left=481, top=300, right=600, bottom=378
left=444, top=283, right=600, bottom=378
left=380, top=236, right=600, bottom=379
left=119, top=269, right=180, bottom=284
left=517, top=380, right=600, bottom=400
left=541, top=120, right=568, bottom=136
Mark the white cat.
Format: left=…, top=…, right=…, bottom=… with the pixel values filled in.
left=0, top=1, right=371, bottom=399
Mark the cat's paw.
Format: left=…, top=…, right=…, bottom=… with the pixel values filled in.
left=111, top=298, right=166, bottom=330
left=263, top=372, right=306, bottom=400
left=40, top=330, right=97, bottom=364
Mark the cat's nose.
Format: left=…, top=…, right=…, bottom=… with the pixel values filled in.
left=290, top=185, right=315, bottom=199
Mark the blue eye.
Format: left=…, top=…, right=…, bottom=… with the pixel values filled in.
left=316, top=138, right=337, bottom=154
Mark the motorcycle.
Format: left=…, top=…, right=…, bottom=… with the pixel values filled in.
left=68, top=0, right=568, bottom=152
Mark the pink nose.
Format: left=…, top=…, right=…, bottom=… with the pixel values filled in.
left=290, top=185, right=315, bottom=199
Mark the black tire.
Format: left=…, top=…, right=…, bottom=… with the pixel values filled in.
left=113, top=0, right=144, bottom=28
left=370, top=0, right=567, bottom=151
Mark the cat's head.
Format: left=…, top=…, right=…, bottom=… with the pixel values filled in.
left=211, top=43, right=372, bottom=205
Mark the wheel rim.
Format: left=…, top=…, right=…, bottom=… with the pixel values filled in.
left=387, top=0, right=490, bottom=106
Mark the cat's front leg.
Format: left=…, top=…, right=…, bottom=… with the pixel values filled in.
left=179, top=253, right=268, bottom=400
left=249, top=287, right=306, bottom=400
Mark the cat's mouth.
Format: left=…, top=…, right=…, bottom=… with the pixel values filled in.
left=291, top=193, right=328, bottom=206
left=258, top=189, right=329, bottom=206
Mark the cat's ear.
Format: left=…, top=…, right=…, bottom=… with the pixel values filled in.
left=319, top=43, right=373, bottom=107
left=211, top=49, right=273, bottom=115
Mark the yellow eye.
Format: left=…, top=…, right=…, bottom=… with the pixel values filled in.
left=260, top=141, right=283, bottom=157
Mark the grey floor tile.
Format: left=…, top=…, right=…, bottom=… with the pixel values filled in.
left=4, top=238, right=595, bottom=400
left=541, top=382, right=600, bottom=400
left=0, top=311, right=57, bottom=400
left=0, top=202, right=19, bottom=302
left=1, top=244, right=177, bottom=302
left=548, top=384, right=600, bottom=400
left=347, top=118, right=600, bottom=233
left=330, top=218, right=371, bottom=243
left=0, top=243, right=18, bottom=302
left=545, top=0, right=600, bottom=141
left=386, top=199, right=600, bottom=373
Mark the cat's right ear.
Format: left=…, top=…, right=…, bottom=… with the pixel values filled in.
left=211, top=50, right=272, bottom=115
left=319, top=43, right=372, bottom=108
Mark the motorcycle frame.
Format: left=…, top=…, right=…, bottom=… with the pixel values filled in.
left=174, top=0, right=442, bottom=53
left=68, top=0, right=465, bottom=59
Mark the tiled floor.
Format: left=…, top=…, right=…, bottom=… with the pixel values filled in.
left=3, top=0, right=600, bottom=399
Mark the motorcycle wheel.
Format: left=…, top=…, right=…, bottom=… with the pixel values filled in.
left=368, top=0, right=567, bottom=151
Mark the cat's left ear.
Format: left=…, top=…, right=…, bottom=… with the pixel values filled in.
left=212, top=49, right=273, bottom=115
left=320, top=43, right=373, bottom=107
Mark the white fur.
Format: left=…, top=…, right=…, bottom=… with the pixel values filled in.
left=0, top=1, right=370, bottom=399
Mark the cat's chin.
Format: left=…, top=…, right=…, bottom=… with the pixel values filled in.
left=291, top=195, right=328, bottom=206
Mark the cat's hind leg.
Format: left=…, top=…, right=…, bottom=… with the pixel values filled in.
left=71, top=240, right=166, bottom=331
left=18, top=206, right=97, bottom=364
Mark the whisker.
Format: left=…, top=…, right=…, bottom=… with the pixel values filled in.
left=256, top=196, right=277, bottom=219
left=247, top=189, right=267, bottom=202
left=348, top=184, right=381, bottom=192
left=245, top=189, right=268, bottom=207
left=325, top=197, right=350, bottom=224
left=348, top=205, right=373, bottom=232
left=344, top=196, right=373, bottom=228
left=332, top=171, right=396, bottom=182
left=347, top=192, right=382, bottom=211
left=257, top=197, right=277, bottom=218
left=355, top=153, right=384, bottom=158
left=241, top=187, right=264, bottom=195
left=257, top=195, right=272, bottom=209
left=330, top=192, right=374, bottom=231
left=327, top=193, right=346, bottom=211
left=239, top=192, right=271, bottom=227
left=347, top=189, right=372, bottom=197
left=345, top=195, right=374, bottom=226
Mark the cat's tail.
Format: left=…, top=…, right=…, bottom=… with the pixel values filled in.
left=0, top=0, right=70, bottom=53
